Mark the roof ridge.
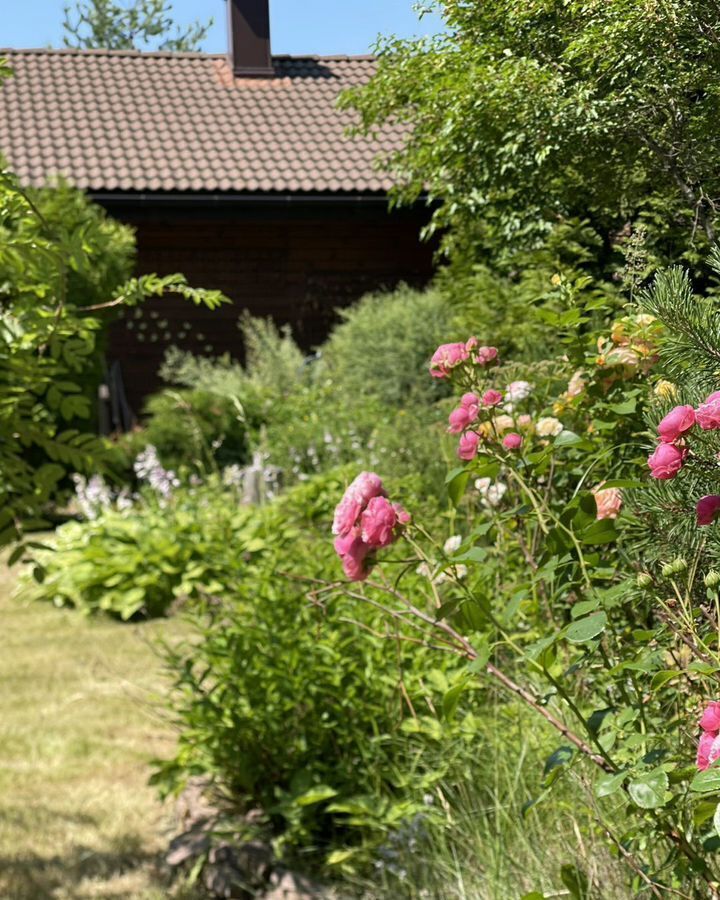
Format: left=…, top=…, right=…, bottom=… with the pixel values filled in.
left=0, top=47, right=376, bottom=62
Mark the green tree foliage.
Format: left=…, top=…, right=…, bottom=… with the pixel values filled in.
left=62, top=0, right=212, bottom=52
left=0, top=60, right=227, bottom=550
left=343, top=0, right=720, bottom=272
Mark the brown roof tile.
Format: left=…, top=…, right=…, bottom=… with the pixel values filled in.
left=0, top=48, right=398, bottom=194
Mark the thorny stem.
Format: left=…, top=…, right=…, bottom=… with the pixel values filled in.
left=302, top=572, right=615, bottom=772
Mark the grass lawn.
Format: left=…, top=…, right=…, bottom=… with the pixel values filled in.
left=0, top=558, right=193, bottom=899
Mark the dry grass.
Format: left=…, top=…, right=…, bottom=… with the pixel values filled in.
left=0, top=559, right=194, bottom=899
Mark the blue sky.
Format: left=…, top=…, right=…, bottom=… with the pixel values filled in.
left=3, top=1, right=443, bottom=55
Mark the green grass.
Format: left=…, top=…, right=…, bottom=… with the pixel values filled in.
left=0, top=559, right=195, bottom=900
left=352, top=718, right=632, bottom=900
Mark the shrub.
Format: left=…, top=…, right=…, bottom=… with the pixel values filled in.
left=24, top=478, right=267, bottom=619
left=319, top=284, right=455, bottom=407
left=321, top=253, right=720, bottom=893
left=152, top=470, right=481, bottom=875
left=0, top=98, right=227, bottom=553
left=147, top=291, right=456, bottom=495
left=117, top=388, right=250, bottom=474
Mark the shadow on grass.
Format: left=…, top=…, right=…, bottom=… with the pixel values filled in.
left=0, top=831, right=169, bottom=900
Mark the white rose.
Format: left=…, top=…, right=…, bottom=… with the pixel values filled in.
left=476, top=478, right=507, bottom=508
left=493, top=414, right=515, bottom=434
left=536, top=416, right=564, bottom=437
left=485, top=483, right=507, bottom=507
left=506, top=380, right=532, bottom=402
left=443, top=535, right=462, bottom=555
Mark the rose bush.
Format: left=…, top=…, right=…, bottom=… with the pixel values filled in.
left=326, top=257, right=720, bottom=895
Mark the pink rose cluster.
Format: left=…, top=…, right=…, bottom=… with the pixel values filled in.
left=697, top=702, right=720, bottom=771
left=431, top=342, right=527, bottom=461
left=332, top=472, right=410, bottom=582
left=647, top=393, right=720, bottom=527
left=429, top=337, right=498, bottom=380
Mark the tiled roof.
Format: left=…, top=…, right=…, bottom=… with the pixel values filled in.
left=0, top=48, right=401, bottom=194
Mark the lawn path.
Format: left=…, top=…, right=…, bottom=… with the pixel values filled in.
left=0, top=560, right=189, bottom=899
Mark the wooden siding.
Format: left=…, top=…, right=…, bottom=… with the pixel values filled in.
left=101, top=198, right=435, bottom=412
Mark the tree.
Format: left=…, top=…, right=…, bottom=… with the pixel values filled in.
left=342, top=0, right=720, bottom=273
left=0, top=57, right=228, bottom=552
left=63, top=0, right=212, bottom=52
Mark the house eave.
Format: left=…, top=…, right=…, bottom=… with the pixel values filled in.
left=89, top=190, right=434, bottom=221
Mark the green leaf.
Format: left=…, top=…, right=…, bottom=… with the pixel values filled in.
left=326, top=848, right=358, bottom=866
left=691, top=767, right=720, bottom=793
left=554, top=431, right=585, bottom=448
left=7, top=543, right=25, bottom=567
left=595, top=770, right=626, bottom=798
left=560, top=863, right=589, bottom=899
left=446, top=467, right=470, bottom=507
left=693, top=799, right=717, bottom=827
left=566, top=611, right=607, bottom=643
left=467, top=633, right=491, bottom=672
left=628, top=769, right=669, bottom=809
left=650, top=670, right=681, bottom=691
left=689, top=661, right=720, bottom=675
left=295, top=785, right=338, bottom=806
left=454, top=546, right=488, bottom=563
left=435, top=598, right=462, bottom=621
left=570, top=597, right=601, bottom=619
left=579, top=519, right=617, bottom=545
left=442, top=679, right=469, bottom=720
left=714, top=802, right=720, bottom=837
left=609, top=397, right=637, bottom=414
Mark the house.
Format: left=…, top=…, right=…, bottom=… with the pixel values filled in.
left=0, top=0, right=435, bottom=412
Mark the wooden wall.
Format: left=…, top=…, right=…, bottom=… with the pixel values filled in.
left=98, top=196, right=435, bottom=412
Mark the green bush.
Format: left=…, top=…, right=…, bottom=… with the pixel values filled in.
left=147, top=291, right=455, bottom=495
left=319, top=284, right=455, bottom=406
left=152, top=470, right=477, bottom=875
left=117, top=388, right=250, bottom=474
left=24, top=478, right=267, bottom=619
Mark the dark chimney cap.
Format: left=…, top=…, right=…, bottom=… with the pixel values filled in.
left=227, top=0, right=274, bottom=77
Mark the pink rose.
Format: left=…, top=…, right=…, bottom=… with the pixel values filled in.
left=700, top=701, right=720, bottom=733
left=393, top=503, right=411, bottom=526
left=333, top=531, right=370, bottom=582
left=332, top=471, right=386, bottom=536
left=461, top=392, right=480, bottom=416
left=697, top=495, right=720, bottom=526
left=696, top=394, right=720, bottom=430
left=332, top=475, right=410, bottom=581
left=592, top=485, right=623, bottom=520
left=448, top=407, right=471, bottom=434
left=429, top=338, right=477, bottom=379
left=502, top=432, right=523, bottom=451
left=657, top=405, right=696, bottom=443
left=458, top=431, right=479, bottom=461
left=475, top=346, right=499, bottom=366
left=448, top=398, right=479, bottom=434
left=697, top=731, right=720, bottom=771
left=648, top=443, right=687, bottom=480
left=361, top=496, right=401, bottom=549
left=482, top=389, right=503, bottom=407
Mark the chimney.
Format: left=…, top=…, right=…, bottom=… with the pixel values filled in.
left=228, top=0, right=274, bottom=77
